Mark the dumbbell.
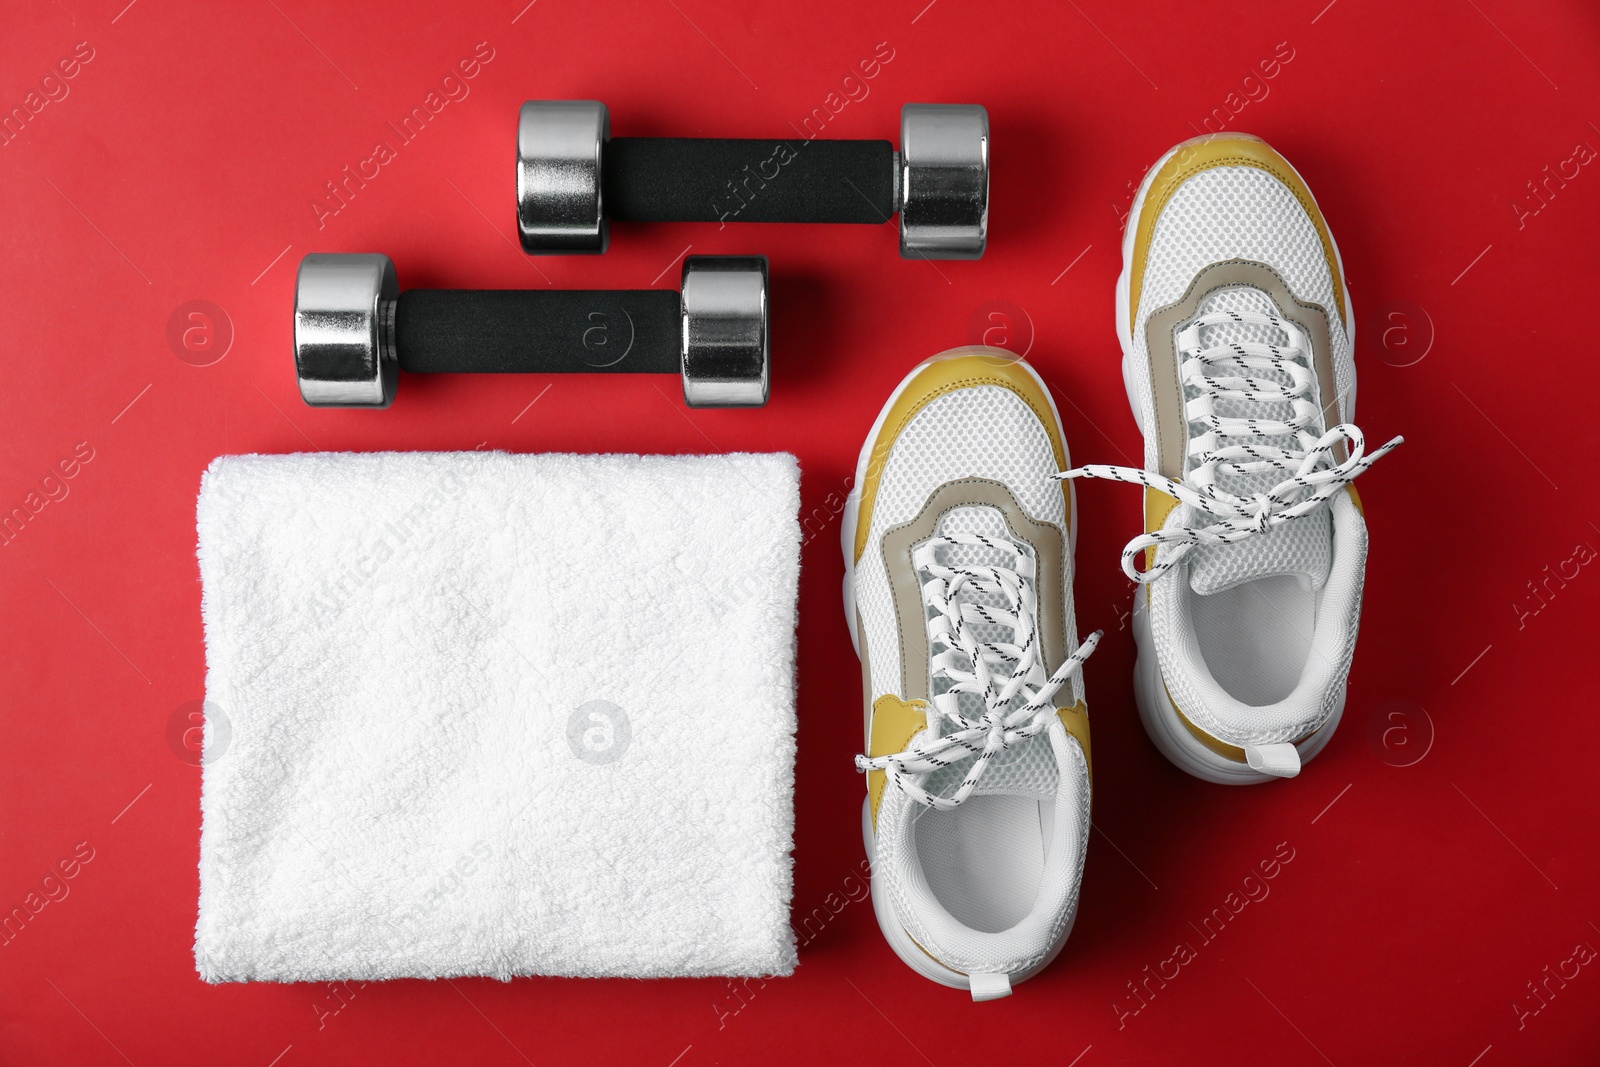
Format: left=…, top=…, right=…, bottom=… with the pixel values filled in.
left=517, top=101, right=988, bottom=259
left=292, top=253, right=768, bottom=409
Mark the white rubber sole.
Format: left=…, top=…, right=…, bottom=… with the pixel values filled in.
left=841, top=348, right=1079, bottom=992
left=1116, top=134, right=1357, bottom=784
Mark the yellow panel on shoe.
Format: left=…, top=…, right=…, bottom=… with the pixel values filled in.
left=1126, top=133, right=1347, bottom=336
left=1055, top=700, right=1092, bottom=782
left=1142, top=485, right=1181, bottom=573
left=1167, top=679, right=1249, bottom=762
left=853, top=348, right=1070, bottom=565
left=868, top=694, right=928, bottom=829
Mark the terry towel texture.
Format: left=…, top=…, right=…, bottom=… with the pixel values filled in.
left=194, top=451, right=801, bottom=983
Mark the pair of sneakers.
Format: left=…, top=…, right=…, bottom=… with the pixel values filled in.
left=842, top=133, right=1402, bottom=1000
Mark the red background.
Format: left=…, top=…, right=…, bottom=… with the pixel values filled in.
left=3, top=0, right=1598, bottom=1063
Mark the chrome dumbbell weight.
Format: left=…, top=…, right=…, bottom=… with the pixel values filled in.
left=516, top=101, right=988, bottom=259
left=292, top=253, right=768, bottom=409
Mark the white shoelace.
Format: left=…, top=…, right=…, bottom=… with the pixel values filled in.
left=1061, top=307, right=1403, bottom=584
left=856, top=531, right=1101, bottom=810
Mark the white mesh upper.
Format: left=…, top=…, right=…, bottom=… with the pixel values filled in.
left=854, top=371, right=1088, bottom=977
left=1185, top=286, right=1333, bottom=595
left=924, top=505, right=1061, bottom=796
left=1128, top=163, right=1356, bottom=477
left=919, top=732, right=1060, bottom=798
left=1125, top=152, right=1366, bottom=746
left=855, top=384, right=1077, bottom=708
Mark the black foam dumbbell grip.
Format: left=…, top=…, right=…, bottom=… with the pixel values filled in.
left=395, top=289, right=682, bottom=375
left=603, top=138, right=896, bottom=224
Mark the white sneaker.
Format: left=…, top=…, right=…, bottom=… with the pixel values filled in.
left=1066, top=133, right=1401, bottom=784
left=842, top=348, right=1099, bottom=1001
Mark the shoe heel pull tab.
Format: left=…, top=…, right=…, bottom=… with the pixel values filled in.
left=968, top=972, right=1012, bottom=1001
left=1244, top=742, right=1301, bottom=778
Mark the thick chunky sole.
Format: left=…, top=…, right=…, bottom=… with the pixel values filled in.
left=841, top=349, right=1077, bottom=992
left=1116, top=134, right=1356, bottom=784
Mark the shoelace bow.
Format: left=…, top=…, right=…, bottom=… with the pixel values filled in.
left=1062, top=307, right=1403, bottom=584
left=855, top=531, right=1102, bottom=810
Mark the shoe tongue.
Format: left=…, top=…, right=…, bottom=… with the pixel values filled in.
left=1183, top=287, right=1332, bottom=597
left=917, top=733, right=1061, bottom=802
left=917, top=506, right=1061, bottom=802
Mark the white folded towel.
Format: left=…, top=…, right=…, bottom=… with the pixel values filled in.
left=194, top=451, right=801, bottom=983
